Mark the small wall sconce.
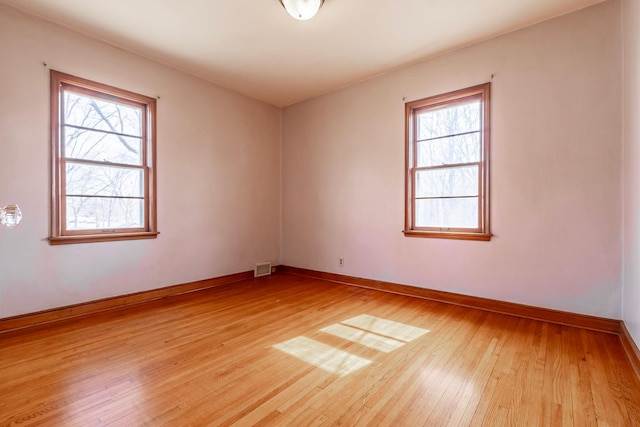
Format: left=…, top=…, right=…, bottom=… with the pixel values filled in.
left=1, top=204, right=22, bottom=228
left=280, top=0, right=324, bottom=21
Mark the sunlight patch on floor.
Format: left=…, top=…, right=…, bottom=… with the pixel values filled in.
left=273, top=314, right=429, bottom=377
left=273, top=336, right=371, bottom=376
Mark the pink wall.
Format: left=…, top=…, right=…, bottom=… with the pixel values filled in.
left=282, top=1, right=623, bottom=318
left=623, top=0, right=640, bottom=345
left=0, top=4, right=281, bottom=318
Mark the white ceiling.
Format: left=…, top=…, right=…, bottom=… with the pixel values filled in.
left=0, top=0, right=605, bottom=107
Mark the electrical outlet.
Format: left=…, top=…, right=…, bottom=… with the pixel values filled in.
left=339, top=258, right=344, bottom=267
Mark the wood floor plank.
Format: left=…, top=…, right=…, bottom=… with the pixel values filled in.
left=0, top=273, right=638, bottom=426
left=468, top=314, right=526, bottom=426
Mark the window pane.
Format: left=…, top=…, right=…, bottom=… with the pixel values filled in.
left=66, top=196, right=143, bottom=230
left=64, top=91, right=142, bottom=137
left=417, top=132, right=480, bottom=167
left=415, top=165, right=478, bottom=198
left=415, top=197, right=478, bottom=229
left=66, top=163, right=144, bottom=198
left=64, top=127, right=142, bottom=165
left=417, top=100, right=480, bottom=140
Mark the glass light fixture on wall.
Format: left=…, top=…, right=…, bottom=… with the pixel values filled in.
left=1, top=204, right=22, bottom=228
left=280, top=0, right=324, bottom=21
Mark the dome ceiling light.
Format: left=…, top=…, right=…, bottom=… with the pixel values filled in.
left=279, top=0, right=325, bottom=21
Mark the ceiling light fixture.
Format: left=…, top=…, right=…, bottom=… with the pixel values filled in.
left=1, top=204, right=22, bottom=228
left=280, top=0, right=324, bottom=21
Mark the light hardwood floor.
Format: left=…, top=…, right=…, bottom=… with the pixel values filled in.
left=0, top=273, right=638, bottom=426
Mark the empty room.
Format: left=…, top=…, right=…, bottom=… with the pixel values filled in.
left=1, top=0, right=639, bottom=425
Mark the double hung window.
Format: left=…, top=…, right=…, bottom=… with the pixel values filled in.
left=404, top=83, right=491, bottom=240
left=50, top=71, right=158, bottom=244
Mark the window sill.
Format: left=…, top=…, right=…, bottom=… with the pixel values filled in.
left=49, top=232, right=159, bottom=245
left=403, top=230, right=492, bottom=241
